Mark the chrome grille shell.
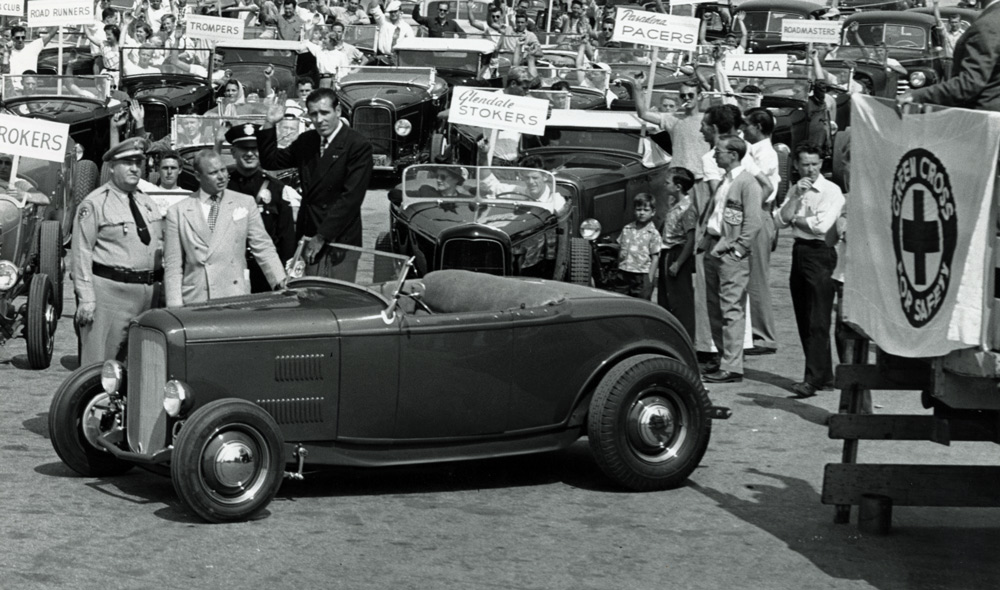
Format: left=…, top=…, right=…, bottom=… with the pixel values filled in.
left=126, top=326, right=169, bottom=455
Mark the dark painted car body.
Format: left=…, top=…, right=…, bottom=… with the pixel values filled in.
left=119, top=48, right=217, bottom=141
left=393, top=37, right=505, bottom=88
left=336, top=67, right=449, bottom=173
left=738, top=0, right=826, bottom=56
left=841, top=11, right=950, bottom=95
left=215, top=40, right=302, bottom=102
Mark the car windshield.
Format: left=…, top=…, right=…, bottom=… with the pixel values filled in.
left=336, top=66, right=437, bottom=88
left=173, top=114, right=304, bottom=149
left=743, top=10, right=808, bottom=34
left=827, top=44, right=889, bottom=66
left=342, top=24, right=378, bottom=52
left=0, top=154, right=61, bottom=200
left=2, top=74, right=111, bottom=102
left=727, top=77, right=812, bottom=100
left=396, top=49, right=480, bottom=73
left=522, top=127, right=641, bottom=152
left=121, top=47, right=215, bottom=80
left=287, top=243, right=414, bottom=300
left=528, top=89, right=572, bottom=109
left=846, top=23, right=928, bottom=50
left=533, top=66, right=610, bottom=91
left=401, top=164, right=558, bottom=205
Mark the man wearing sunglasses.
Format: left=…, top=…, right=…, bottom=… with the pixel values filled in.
left=412, top=1, right=465, bottom=38
left=7, top=26, right=57, bottom=83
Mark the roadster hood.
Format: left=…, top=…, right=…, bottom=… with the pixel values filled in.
left=403, top=200, right=551, bottom=241
left=159, top=287, right=384, bottom=342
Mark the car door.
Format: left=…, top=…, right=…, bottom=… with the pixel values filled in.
left=394, top=311, right=512, bottom=438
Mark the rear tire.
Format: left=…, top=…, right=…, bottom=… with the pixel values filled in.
left=568, top=237, right=592, bottom=285
left=26, top=274, right=57, bottom=370
left=588, top=354, right=712, bottom=490
left=37, top=220, right=64, bottom=317
left=73, top=159, right=99, bottom=211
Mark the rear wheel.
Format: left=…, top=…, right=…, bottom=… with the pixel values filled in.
left=373, top=231, right=397, bottom=283
left=588, top=354, right=712, bottom=490
left=37, top=220, right=64, bottom=317
left=49, top=363, right=134, bottom=476
left=568, top=237, right=592, bottom=285
left=171, top=399, right=285, bottom=523
left=26, top=274, right=57, bottom=370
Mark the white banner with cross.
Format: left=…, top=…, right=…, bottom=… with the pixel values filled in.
left=844, top=95, right=1000, bottom=357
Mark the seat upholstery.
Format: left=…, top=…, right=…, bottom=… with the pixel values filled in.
left=421, top=270, right=565, bottom=314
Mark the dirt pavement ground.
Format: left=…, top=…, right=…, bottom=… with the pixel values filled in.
left=1, top=181, right=998, bottom=590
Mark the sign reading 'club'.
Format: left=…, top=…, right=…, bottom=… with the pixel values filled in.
left=890, top=148, right=958, bottom=327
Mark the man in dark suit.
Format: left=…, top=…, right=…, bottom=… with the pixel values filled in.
left=258, top=87, right=374, bottom=281
left=898, top=0, right=1000, bottom=111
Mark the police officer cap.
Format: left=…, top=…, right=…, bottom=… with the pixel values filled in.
left=103, top=137, right=150, bottom=162
left=225, top=123, right=260, bottom=147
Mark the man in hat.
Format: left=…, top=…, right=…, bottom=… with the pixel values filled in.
left=163, top=149, right=286, bottom=307
left=71, top=137, right=164, bottom=366
left=412, top=1, right=465, bottom=38
left=225, top=124, right=298, bottom=293
left=371, top=0, right=415, bottom=57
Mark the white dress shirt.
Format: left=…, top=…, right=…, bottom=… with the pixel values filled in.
left=773, top=174, right=845, bottom=241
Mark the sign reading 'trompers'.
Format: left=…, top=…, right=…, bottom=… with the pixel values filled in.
left=185, top=14, right=246, bottom=42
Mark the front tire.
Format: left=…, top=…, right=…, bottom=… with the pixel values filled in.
left=49, top=363, right=134, bottom=476
left=26, top=273, right=57, bottom=370
left=171, top=399, right=285, bottom=523
left=37, top=220, right=64, bottom=317
left=588, top=354, right=711, bottom=491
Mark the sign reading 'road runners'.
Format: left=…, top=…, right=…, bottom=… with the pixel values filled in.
left=781, top=20, right=841, bottom=44
left=185, top=14, right=245, bottom=42
left=448, top=87, right=549, bottom=135
left=723, top=54, right=789, bottom=78
left=27, top=0, right=93, bottom=27
left=612, top=7, right=700, bottom=51
left=0, top=114, right=69, bottom=162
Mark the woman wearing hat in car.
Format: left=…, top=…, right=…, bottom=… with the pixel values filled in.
left=418, top=166, right=470, bottom=199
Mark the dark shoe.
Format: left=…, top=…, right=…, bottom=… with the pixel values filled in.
left=703, top=370, right=743, bottom=383
left=699, top=362, right=720, bottom=375
left=790, top=382, right=818, bottom=398
left=745, top=346, right=777, bottom=356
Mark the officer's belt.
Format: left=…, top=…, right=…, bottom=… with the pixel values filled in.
left=92, top=263, right=163, bottom=285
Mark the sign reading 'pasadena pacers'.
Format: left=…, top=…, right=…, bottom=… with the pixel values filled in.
left=612, top=7, right=700, bottom=51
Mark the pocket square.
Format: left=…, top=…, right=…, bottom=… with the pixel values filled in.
left=233, top=207, right=248, bottom=221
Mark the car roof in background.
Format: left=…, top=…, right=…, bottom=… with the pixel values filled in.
left=843, top=10, right=939, bottom=25
left=544, top=110, right=654, bottom=130
left=737, top=0, right=825, bottom=12
left=215, top=39, right=306, bottom=51
left=393, top=37, right=498, bottom=53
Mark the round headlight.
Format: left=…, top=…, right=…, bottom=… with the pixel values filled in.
left=101, top=361, right=123, bottom=395
left=163, top=380, right=193, bottom=418
left=579, top=218, right=602, bottom=241
left=0, top=260, right=17, bottom=291
left=909, top=71, right=927, bottom=88
left=394, top=119, right=412, bottom=137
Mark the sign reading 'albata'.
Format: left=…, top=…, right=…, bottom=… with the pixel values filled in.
left=448, top=87, right=548, bottom=135
left=184, top=14, right=245, bottom=42
left=0, top=0, right=23, bottom=17
left=781, top=20, right=841, bottom=44
left=612, top=7, right=700, bottom=51
left=0, top=114, right=69, bottom=162
left=28, top=0, right=93, bottom=27
left=723, top=54, right=789, bottom=78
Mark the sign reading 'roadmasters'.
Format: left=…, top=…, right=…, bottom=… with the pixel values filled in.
left=448, top=87, right=548, bottom=135
left=780, top=20, right=840, bottom=44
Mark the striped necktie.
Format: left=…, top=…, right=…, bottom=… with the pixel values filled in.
left=207, top=194, right=220, bottom=232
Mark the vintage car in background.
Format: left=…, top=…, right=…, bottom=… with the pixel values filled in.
left=378, top=164, right=590, bottom=283
left=49, top=245, right=726, bottom=522
left=394, top=37, right=505, bottom=88
left=0, top=141, right=95, bottom=369
left=335, top=67, right=449, bottom=175
left=216, top=40, right=302, bottom=102
left=838, top=0, right=912, bottom=13
left=738, top=0, right=826, bottom=56
left=119, top=47, right=217, bottom=141
left=840, top=11, right=950, bottom=95
left=908, top=5, right=979, bottom=30
left=1, top=74, right=126, bottom=165
left=37, top=34, right=98, bottom=76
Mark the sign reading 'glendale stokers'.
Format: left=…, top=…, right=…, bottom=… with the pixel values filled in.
left=448, top=87, right=549, bottom=135
left=891, top=148, right=957, bottom=327
left=0, top=114, right=70, bottom=162
left=612, top=7, right=700, bottom=51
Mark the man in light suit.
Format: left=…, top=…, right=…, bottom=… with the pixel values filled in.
left=898, top=0, right=1000, bottom=111
left=258, top=86, right=373, bottom=281
left=163, top=150, right=286, bottom=307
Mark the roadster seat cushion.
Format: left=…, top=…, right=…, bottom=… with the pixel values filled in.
left=421, top=270, right=566, bottom=313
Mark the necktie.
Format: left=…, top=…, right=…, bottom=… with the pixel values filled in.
left=127, top=192, right=151, bottom=245
left=207, top=194, right=220, bottom=232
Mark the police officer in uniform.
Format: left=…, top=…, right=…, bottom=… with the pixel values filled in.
left=224, top=124, right=297, bottom=293
left=72, top=137, right=164, bottom=366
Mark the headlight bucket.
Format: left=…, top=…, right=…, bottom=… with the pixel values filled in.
left=101, top=361, right=124, bottom=395
left=579, top=218, right=602, bottom=241
left=163, top=380, right=193, bottom=418
left=0, top=260, right=17, bottom=291
left=909, top=71, right=927, bottom=88
left=394, top=119, right=412, bottom=137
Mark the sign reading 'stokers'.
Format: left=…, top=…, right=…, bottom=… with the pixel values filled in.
left=0, top=114, right=69, bottom=162
left=448, top=87, right=549, bottom=135
left=612, top=7, right=700, bottom=51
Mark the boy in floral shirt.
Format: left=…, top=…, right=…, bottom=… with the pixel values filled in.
left=616, top=193, right=661, bottom=299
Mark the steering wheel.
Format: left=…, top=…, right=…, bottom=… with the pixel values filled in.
left=893, top=40, right=920, bottom=48
left=401, top=291, right=433, bottom=314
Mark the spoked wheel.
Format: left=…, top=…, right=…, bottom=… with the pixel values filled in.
left=588, top=354, right=712, bottom=490
left=49, top=363, right=134, bottom=476
left=26, top=273, right=57, bottom=370
left=171, top=399, right=285, bottom=523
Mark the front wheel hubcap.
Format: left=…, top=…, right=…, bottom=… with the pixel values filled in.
left=200, top=427, right=270, bottom=504
left=626, top=391, right=690, bottom=463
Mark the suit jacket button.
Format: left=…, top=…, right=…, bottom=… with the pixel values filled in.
left=233, top=280, right=238, bottom=284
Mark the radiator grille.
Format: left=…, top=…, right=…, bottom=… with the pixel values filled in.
left=275, top=353, right=324, bottom=382
left=354, top=106, right=392, bottom=154
left=896, top=79, right=910, bottom=96
left=126, top=326, right=168, bottom=455
left=440, top=238, right=506, bottom=275
left=256, top=397, right=324, bottom=424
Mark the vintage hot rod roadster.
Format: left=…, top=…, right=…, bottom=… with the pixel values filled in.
left=50, top=246, right=727, bottom=522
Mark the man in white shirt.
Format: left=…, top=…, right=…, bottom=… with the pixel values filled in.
left=8, top=26, right=57, bottom=78
left=144, top=0, right=176, bottom=34
left=303, top=30, right=354, bottom=84
left=773, top=142, right=845, bottom=398
left=329, top=21, right=365, bottom=65
left=331, top=0, right=371, bottom=25
left=371, top=0, right=415, bottom=57
left=741, top=107, right=781, bottom=356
